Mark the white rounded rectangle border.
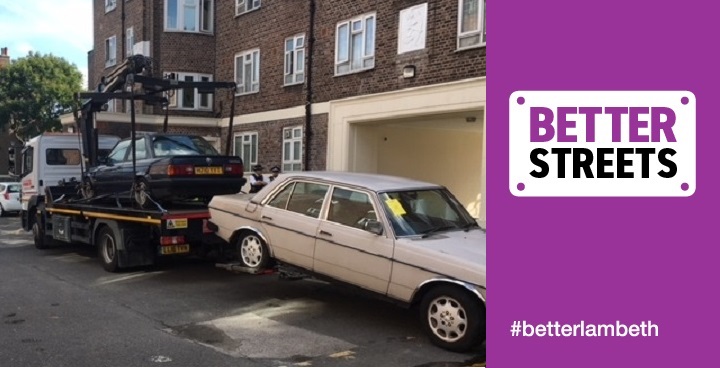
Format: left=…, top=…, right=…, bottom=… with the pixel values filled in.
left=509, top=91, right=696, bottom=197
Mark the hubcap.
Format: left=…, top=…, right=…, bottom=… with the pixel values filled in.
left=427, top=296, right=468, bottom=343
left=240, top=236, right=263, bottom=267
left=102, top=234, right=116, bottom=263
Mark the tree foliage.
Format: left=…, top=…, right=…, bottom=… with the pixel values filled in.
left=0, top=52, right=83, bottom=141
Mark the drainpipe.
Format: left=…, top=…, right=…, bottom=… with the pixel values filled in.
left=121, top=0, right=126, bottom=59
left=304, top=0, right=316, bottom=171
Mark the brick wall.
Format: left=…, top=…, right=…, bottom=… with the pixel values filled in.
left=214, top=0, right=311, bottom=116
left=312, top=0, right=486, bottom=103
left=220, top=113, right=328, bottom=171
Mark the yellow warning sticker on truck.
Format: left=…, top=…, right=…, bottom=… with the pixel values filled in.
left=166, top=219, right=188, bottom=229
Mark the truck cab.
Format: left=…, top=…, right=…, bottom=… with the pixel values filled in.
left=19, top=133, right=120, bottom=230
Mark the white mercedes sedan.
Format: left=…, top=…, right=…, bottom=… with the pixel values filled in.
left=208, top=171, right=485, bottom=352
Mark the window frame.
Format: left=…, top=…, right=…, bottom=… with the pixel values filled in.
left=457, top=0, right=486, bottom=50
left=164, top=0, right=214, bottom=34
left=163, top=72, right=214, bottom=111
left=284, top=34, right=306, bottom=86
left=105, top=35, right=117, bottom=68
left=105, top=0, right=117, bottom=13
left=334, top=12, right=376, bottom=76
left=234, top=49, right=261, bottom=96
left=235, top=0, right=261, bottom=16
left=233, top=132, right=259, bottom=168
left=282, top=126, right=303, bottom=172
left=126, top=26, right=135, bottom=57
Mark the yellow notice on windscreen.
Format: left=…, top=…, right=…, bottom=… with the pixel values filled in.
left=385, top=199, right=406, bottom=216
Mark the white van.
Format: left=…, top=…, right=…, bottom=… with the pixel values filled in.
left=18, top=133, right=120, bottom=230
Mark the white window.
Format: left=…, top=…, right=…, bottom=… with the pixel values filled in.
left=105, top=36, right=117, bottom=67
left=284, top=34, right=305, bottom=85
left=236, top=0, right=261, bottom=15
left=282, top=127, right=302, bottom=172
left=335, top=13, right=376, bottom=75
left=234, top=49, right=260, bottom=95
left=163, top=72, right=213, bottom=110
left=126, top=27, right=135, bottom=56
left=165, top=0, right=214, bottom=33
left=105, top=0, right=117, bottom=13
left=458, top=0, right=486, bottom=49
left=233, top=132, right=258, bottom=167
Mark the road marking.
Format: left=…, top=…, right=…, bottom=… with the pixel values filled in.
left=0, top=228, right=27, bottom=236
left=149, top=355, right=172, bottom=363
left=96, top=271, right=166, bottom=285
left=0, top=239, right=32, bottom=248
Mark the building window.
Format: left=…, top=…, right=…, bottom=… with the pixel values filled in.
left=458, top=0, right=486, bottom=49
left=236, top=0, right=261, bottom=16
left=165, top=0, right=214, bottom=33
left=282, top=127, right=302, bottom=172
left=164, top=72, right=213, bottom=110
left=126, top=27, right=134, bottom=56
left=233, top=132, right=258, bottom=167
left=335, top=13, right=376, bottom=75
left=234, top=49, right=260, bottom=95
left=284, top=34, right=305, bottom=86
left=105, top=0, right=117, bottom=13
left=105, top=36, right=117, bottom=67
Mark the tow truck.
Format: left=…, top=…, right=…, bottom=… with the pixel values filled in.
left=21, top=55, right=245, bottom=272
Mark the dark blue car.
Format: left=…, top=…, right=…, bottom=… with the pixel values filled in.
left=82, top=133, right=245, bottom=207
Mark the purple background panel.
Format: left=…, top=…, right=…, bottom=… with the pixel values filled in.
left=488, top=0, right=718, bottom=366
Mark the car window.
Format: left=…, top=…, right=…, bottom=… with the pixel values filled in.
left=152, top=136, right=218, bottom=157
left=267, top=182, right=295, bottom=209
left=380, top=189, right=474, bottom=237
left=0, top=185, right=5, bottom=192
left=7, top=184, right=20, bottom=193
left=284, top=182, right=329, bottom=218
left=46, top=149, right=82, bottom=166
left=131, top=138, right=147, bottom=160
left=327, top=188, right=377, bottom=230
left=108, top=140, right=131, bottom=163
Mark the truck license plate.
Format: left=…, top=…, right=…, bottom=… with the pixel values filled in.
left=195, top=166, right=223, bottom=175
left=160, top=244, right=190, bottom=255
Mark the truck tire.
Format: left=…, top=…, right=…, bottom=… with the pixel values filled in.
left=33, top=221, right=51, bottom=249
left=97, top=226, right=121, bottom=272
left=419, top=285, right=485, bottom=352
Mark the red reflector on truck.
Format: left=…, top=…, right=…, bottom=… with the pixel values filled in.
left=160, top=235, right=186, bottom=246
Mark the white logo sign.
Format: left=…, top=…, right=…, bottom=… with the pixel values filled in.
left=509, top=91, right=696, bottom=197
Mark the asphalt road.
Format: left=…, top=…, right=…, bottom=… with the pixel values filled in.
left=0, top=214, right=485, bottom=366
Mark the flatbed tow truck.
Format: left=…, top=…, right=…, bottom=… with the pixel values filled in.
left=23, top=55, right=246, bottom=272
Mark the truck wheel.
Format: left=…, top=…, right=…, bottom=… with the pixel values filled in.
left=419, top=285, right=485, bottom=352
left=97, top=226, right=120, bottom=272
left=236, top=232, right=269, bottom=269
left=33, top=221, right=51, bottom=249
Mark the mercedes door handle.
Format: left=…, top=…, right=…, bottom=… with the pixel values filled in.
left=261, top=215, right=273, bottom=221
left=319, top=230, right=332, bottom=237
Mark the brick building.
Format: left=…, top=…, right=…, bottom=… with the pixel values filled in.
left=76, top=0, right=486, bottom=223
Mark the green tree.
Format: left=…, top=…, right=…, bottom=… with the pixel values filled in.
left=0, top=52, right=83, bottom=141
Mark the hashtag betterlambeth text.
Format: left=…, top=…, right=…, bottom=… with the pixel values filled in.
left=510, top=320, right=659, bottom=337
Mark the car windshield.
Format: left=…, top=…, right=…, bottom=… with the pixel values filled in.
left=379, top=188, right=479, bottom=237
left=152, top=135, right=218, bottom=157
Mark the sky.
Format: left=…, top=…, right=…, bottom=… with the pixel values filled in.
left=0, top=0, right=93, bottom=85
